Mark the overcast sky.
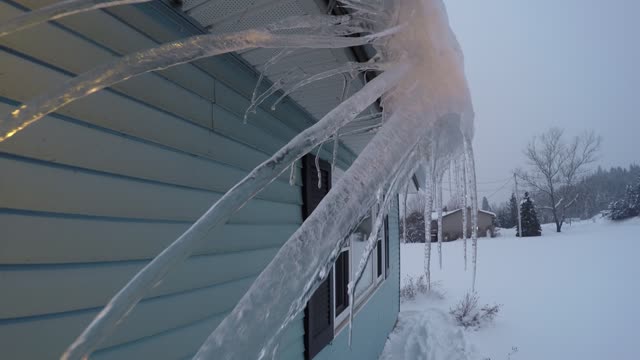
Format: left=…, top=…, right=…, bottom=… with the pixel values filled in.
left=443, top=0, right=640, bottom=205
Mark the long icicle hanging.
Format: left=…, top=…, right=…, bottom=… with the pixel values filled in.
left=453, top=159, right=461, bottom=208
left=0, top=18, right=401, bottom=142
left=461, top=155, right=469, bottom=271
left=245, top=48, right=297, bottom=123
left=348, top=143, right=420, bottom=347
left=271, top=62, right=390, bottom=110
left=402, top=178, right=410, bottom=243
left=436, top=169, right=444, bottom=270
left=423, top=153, right=435, bottom=290
left=289, top=159, right=297, bottom=186
left=244, top=68, right=305, bottom=122
left=0, top=0, right=153, bottom=38
left=331, top=130, right=340, bottom=178
left=463, top=137, right=479, bottom=291
left=315, top=144, right=324, bottom=189
left=348, top=187, right=386, bottom=347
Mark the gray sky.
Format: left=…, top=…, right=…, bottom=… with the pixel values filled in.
left=444, top=0, right=640, bottom=205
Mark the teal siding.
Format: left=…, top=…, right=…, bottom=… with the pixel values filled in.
left=0, top=1, right=395, bottom=359
left=0, top=1, right=313, bottom=359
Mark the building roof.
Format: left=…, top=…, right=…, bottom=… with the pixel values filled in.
left=430, top=208, right=496, bottom=220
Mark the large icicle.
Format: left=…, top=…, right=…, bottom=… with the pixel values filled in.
left=436, top=170, right=444, bottom=269
left=331, top=130, right=340, bottom=176
left=348, top=144, right=420, bottom=346
left=402, top=179, right=410, bottom=243
left=245, top=48, right=297, bottom=122
left=423, top=162, right=434, bottom=290
left=315, top=144, right=324, bottom=189
left=461, top=155, right=469, bottom=271
left=0, top=0, right=152, bottom=38
left=194, top=108, right=434, bottom=360
left=244, top=68, right=305, bottom=121
left=60, top=64, right=409, bottom=360
left=463, top=137, right=479, bottom=290
left=0, top=20, right=399, bottom=142
left=271, top=62, right=390, bottom=110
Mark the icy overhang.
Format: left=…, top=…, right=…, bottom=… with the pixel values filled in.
left=175, top=0, right=379, bottom=156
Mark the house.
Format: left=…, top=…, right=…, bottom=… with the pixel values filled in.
left=0, top=1, right=402, bottom=360
left=428, top=208, right=496, bottom=241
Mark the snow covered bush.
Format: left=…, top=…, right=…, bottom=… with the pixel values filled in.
left=402, top=211, right=426, bottom=243
left=608, top=176, right=640, bottom=220
left=483, top=347, right=519, bottom=360
left=449, top=292, right=501, bottom=329
left=400, top=276, right=444, bottom=302
left=401, top=194, right=428, bottom=243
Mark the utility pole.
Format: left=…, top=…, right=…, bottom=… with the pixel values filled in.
left=514, top=172, right=523, bottom=237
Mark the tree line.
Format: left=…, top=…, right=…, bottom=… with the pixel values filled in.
left=492, top=127, right=639, bottom=233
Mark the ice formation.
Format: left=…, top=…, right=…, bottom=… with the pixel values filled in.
left=436, top=170, right=444, bottom=269
left=0, top=0, right=153, bottom=38
left=0, top=0, right=477, bottom=359
left=461, top=158, right=469, bottom=270
left=463, top=137, right=480, bottom=291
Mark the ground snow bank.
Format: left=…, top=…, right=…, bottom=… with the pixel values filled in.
left=384, top=219, right=640, bottom=360
left=380, top=309, right=472, bottom=360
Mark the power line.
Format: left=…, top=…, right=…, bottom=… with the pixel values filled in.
left=476, top=177, right=512, bottom=185
left=484, top=178, right=514, bottom=200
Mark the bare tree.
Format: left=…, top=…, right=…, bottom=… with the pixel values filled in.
left=518, top=128, right=601, bottom=232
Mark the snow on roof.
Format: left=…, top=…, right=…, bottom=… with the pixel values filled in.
left=430, top=208, right=496, bottom=220
left=479, top=209, right=497, bottom=217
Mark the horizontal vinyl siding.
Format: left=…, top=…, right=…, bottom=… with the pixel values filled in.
left=0, top=1, right=326, bottom=359
left=0, top=210, right=299, bottom=264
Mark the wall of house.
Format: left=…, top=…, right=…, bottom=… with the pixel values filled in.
left=0, top=1, right=359, bottom=359
left=314, top=198, right=401, bottom=360
left=441, top=210, right=494, bottom=240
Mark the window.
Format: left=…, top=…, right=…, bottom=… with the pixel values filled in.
left=350, top=213, right=375, bottom=298
left=334, top=250, right=349, bottom=316
left=303, top=159, right=392, bottom=359
left=333, top=204, right=389, bottom=330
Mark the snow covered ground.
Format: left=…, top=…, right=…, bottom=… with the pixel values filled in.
left=382, top=217, right=640, bottom=360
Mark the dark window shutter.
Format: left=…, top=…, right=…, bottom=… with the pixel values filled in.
left=302, top=155, right=334, bottom=360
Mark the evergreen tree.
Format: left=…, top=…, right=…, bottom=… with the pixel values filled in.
left=508, top=193, right=518, bottom=228
left=608, top=176, right=640, bottom=220
left=517, top=192, right=541, bottom=237
left=402, top=210, right=426, bottom=242
left=481, top=196, right=492, bottom=212
left=495, top=193, right=518, bottom=228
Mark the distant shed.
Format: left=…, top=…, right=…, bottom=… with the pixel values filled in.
left=428, top=208, right=496, bottom=241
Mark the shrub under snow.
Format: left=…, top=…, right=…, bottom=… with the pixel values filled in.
left=400, top=276, right=445, bottom=302
left=449, top=292, right=501, bottom=329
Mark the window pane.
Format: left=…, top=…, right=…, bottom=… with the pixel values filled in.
left=351, top=215, right=374, bottom=297
left=335, top=251, right=349, bottom=316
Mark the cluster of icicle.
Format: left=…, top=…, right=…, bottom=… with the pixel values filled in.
left=412, top=143, right=479, bottom=295
left=0, top=0, right=479, bottom=359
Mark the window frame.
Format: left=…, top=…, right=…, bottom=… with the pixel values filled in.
left=332, top=205, right=389, bottom=332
